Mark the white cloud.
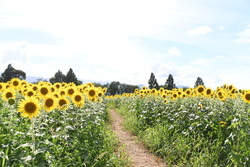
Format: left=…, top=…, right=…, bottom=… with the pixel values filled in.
left=187, top=25, right=213, bottom=36
left=218, top=26, right=224, bottom=30
left=167, top=47, right=181, bottom=56
left=234, top=25, right=250, bottom=44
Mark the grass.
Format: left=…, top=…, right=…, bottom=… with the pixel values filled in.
left=0, top=99, right=128, bottom=167
left=107, top=96, right=250, bottom=166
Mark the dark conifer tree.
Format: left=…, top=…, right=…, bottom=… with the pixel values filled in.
left=49, top=70, right=66, bottom=83
left=164, top=74, right=176, bottom=90
left=65, top=68, right=78, bottom=85
left=194, top=77, right=205, bottom=87
left=148, top=72, right=159, bottom=89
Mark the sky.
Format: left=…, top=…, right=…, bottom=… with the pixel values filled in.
left=0, top=0, right=250, bottom=89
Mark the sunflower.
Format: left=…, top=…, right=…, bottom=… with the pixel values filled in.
left=196, top=85, right=205, bottom=95
left=66, top=87, right=76, bottom=97
left=26, top=89, right=36, bottom=97
left=171, top=92, right=178, bottom=100
left=50, top=86, right=56, bottom=93
left=32, top=85, right=39, bottom=91
left=54, top=83, right=61, bottom=89
left=72, top=93, right=85, bottom=107
left=18, top=96, right=41, bottom=119
left=219, top=121, right=227, bottom=127
left=43, top=96, right=57, bottom=112
left=38, top=86, right=50, bottom=97
left=59, top=89, right=66, bottom=96
left=242, top=90, right=250, bottom=103
left=89, top=96, right=98, bottom=102
left=86, top=88, right=97, bottom=99
left=161, top=93, right=167, bottom=99
left=217, top=90, right=227, bottom=101
left=0, top=83, right=5, bottom=92
left=102, top=88, right=107, bottom=94
left=97, top=91, right=104, bottom=97
left=58, top=96, right=69, bottom=110
left=10, top=78, right=21, bottom=89
left=8, top=98, right=16, bottom=105
left=52, top=92, right=59, bottom=98
left=205, top=88, right=213, bottom=98
left=185, top=88, right=192, bottom=97
left=2, top=89, right=16, bottom=101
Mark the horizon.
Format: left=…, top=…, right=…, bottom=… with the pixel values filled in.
left=1, top=0, right=250, bottom=89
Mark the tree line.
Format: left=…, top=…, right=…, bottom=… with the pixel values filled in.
left=148, top=72, right=205, bottom=90
left=0, top=64, right=139, bottom=95
left=0, top=64, right=205, bottom=95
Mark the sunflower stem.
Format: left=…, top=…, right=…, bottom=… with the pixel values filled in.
left=31, top=118, right=36, bottom=167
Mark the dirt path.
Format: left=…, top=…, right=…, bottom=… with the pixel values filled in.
left=109, top=109, right=167, bottom=167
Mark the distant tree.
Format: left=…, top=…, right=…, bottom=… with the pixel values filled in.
left=148, top=72, right=159, bottom=89
left=65, top=68, right=81, bottom=85
left=108, top=81, right=120, bottom=95
left=164, top=74, right=176, bottom=90
left=32, top=78, right=48, bottom=84
left=119, top=83, right=139, bottom=94
left=94, top=82, right=105, bottom=88
left=49, top=70, right=66, bottom=83
left=194, top=77, right=205, bottom=88
left=1, top=64, right=26, bottom=82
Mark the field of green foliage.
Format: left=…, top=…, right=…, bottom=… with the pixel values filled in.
left=1, top=78, right=250, bottom=166
left=107, top=85, right=250, bottom=166
left=1, top=100, right=130, bottom=167
left=0, top=79, right=127, bottom=167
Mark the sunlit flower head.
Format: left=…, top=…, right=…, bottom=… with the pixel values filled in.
left=196, top=85, right=205, bottom=95
left=87, top=88, right=97, bottom=98
left=72, top=93, right=85, bottom=107
left=38, top=86, right=50, bottom=97
left=242, top=90, right=250, bottom=103
left=2, top=89, right=16, bottom=101
left=43, top=96, right=57, bottom=112
left=66, top=87, right=76, bottom=97
left=18, top=96, right=41, bottom=119
left=10, top=78, right=21, bottom=89
left=58, top=96, right=69, bottom=110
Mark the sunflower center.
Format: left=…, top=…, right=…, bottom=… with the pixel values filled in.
left=218, top=92, right=223, bottom=96
left=8, top=98, right=15, bottom=105
left=45, top=99, right=54, bottom=107
left=68, top=89, right=74, bottom=95
left=27, top=91, right=34, bottom=97
left=198, top=88, right=204, bottom=93
left=41, top=88, right=48, bottom=95
left=206, top=89, right=211, bottom=95
left=89, top=90, right=96, bottom=97
left=33, top=86, right=38, bottom=91
left=245, top=94, right=250, bottom=101
left=6, top=92, right=13, bottom=98
left=74, top=95, right=82, bottom=102
left=59, top=99, right=67, bottom=106
left=24, top=102, right=37, bottom=113
left=13, top=81, right=19, bottom=86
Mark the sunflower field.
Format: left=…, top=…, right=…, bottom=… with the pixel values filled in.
left=107, top=85, right=250, bottom=166
left=0, top=78, right=127, bottom=167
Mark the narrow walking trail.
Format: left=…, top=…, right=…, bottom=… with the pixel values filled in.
left=109, top=109, right=167, bottom=167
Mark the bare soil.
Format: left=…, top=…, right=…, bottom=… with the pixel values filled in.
left=109, top=109, right=167, bottom=167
